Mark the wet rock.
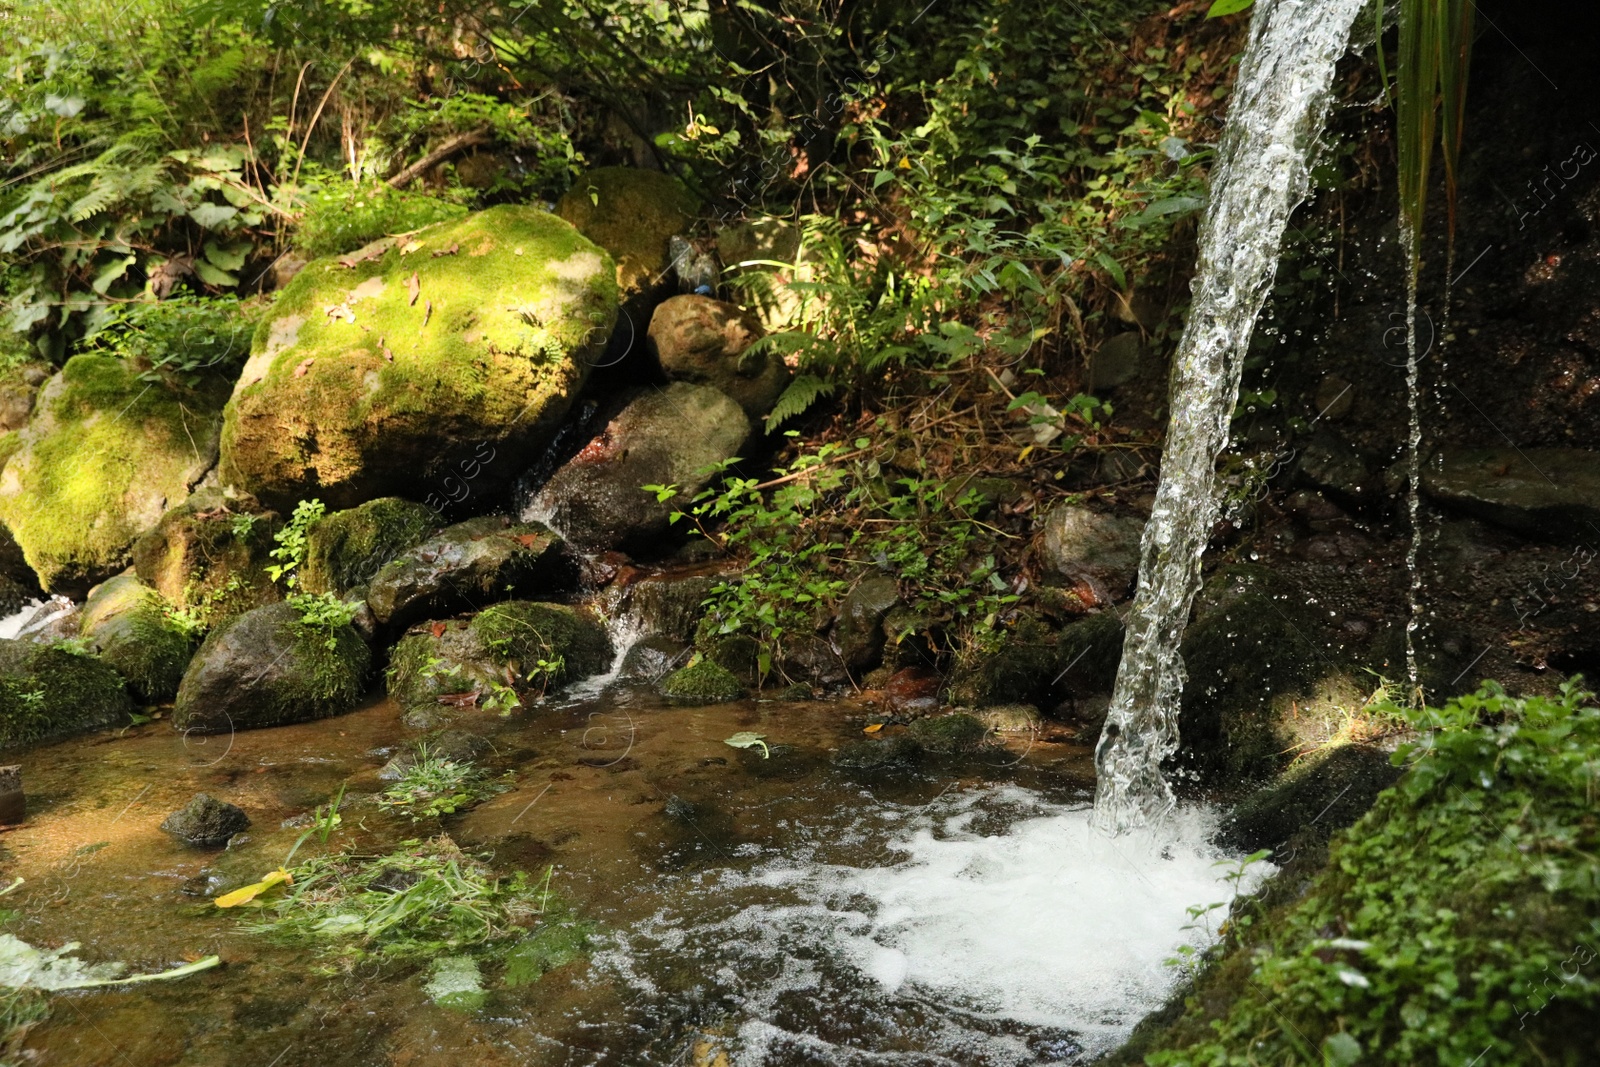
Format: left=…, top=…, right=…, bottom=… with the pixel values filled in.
left=388, top=601, right=612, bottom=715
left=525, top=383, right=751, bottom=554
left=703, top=633, right=762, bottom=686
left=884, top=666, right=942, bottom=715
left=131, top=487, right=280, bottom=624
left=300, top=497, right=441, bottom=597
left=778, top=634, right=849, bottom=688
left=1313, top=375, right=1354, bottom=421
left=0, top=639, right=131, bottom=752
left=1422, top=447, right=1600, bottom=541
left=619, top=634, right=687, bottom=682
left=366, top=517, right=568, bottom=631
left=0, top=355, right=228, bottom=595
left=1296, top=431, right=1375, bottom=504
left=160, top=793, right=250, bottom=847
left=620, top=568, right=722, bottom=643
left=380, top=730, right=493, bottom=779
left=647, top=295, right=789, bottom=421
left=0, top=766, right=23, bottom=824
left=81, top=574, right=196, bottom=703
left=1053, top=612, right=1125, bottom=693
left=173, top=601, right=370, bottom=734
left=908, top=712, right=991, bottom=754
left=659, top=659, right=745, bottom=704
left=832, top=735, right=922, bottom=771
left=220, top=205, right=616, bottom=511
left=4, top=597, right=79, bottom=644
left=1089, top=332, right=1144, bottom=389
left=556, top=167, right=700, bottom=299
left=1036, top=505, right=1144, bottom=606
left=836, top=575, right=901, bottom=674
left=978, top=704, right=1043, bottom=732
left=1217, top=743, right=1401, bottom=853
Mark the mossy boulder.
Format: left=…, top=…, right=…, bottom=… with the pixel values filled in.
left=0, top=356, right=228, bottom=594
left=300, top=497, right=441, bottom=597
left=945, top=615, right=1061, bottom=708
left=219, top=205, right=618, bottom=511
left=658, top=659, right=744, bottom=704
left=0, top=639, right=132, bottom=753
left=0, top=361, right=49, bottom=433
left=1053, top=610, right=1126, bottom=693
left=647, top=295, right=789, bottom=421
left=1217, top=743, right=1402, bottom=854
left=80, top=574, right=196, bottom=703
left=387, top=601, right=611, bottom=714
left=525, top=382, right=750, bottom=554
left=907, top=712, right=991, bottom=754
left=556, top=167, right=700, bottom=298
left=366, top=517, right=569, bottom=631
left=173, top=601, right=370, bottom=733
left=1177, top=564, right=1341, bottom=784
left=131, top=487, right=280, bottom=624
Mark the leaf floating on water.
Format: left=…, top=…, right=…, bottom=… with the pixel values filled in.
left=723, top=732, right=771, bottom=758
left=213, top=868, right=292, bottom=908
left=0, top=934, right=220, bottom=990
left=863, top=723, right=884, bottom=734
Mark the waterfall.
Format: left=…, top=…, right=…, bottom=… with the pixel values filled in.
left=1092, top=0, right=1369, bottom=832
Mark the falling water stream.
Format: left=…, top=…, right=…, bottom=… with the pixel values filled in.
left=1093, top=0, right=1370, bottom=832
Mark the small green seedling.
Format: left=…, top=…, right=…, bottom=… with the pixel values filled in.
left=724, top=731, right=771, bottom=758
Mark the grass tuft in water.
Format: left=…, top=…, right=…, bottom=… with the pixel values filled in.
left=377, top=746, right=512, bottom=821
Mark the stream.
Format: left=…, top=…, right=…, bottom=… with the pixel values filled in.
left=0, top=661, right=1262, bottom=1066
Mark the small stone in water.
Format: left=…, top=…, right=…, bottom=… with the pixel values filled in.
left=160, top=793, right=250, bottom=848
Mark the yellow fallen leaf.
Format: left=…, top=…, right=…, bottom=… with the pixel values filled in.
left=213, top=868, right=292, bottom=908
left=863, top=723, right=884, bottom=734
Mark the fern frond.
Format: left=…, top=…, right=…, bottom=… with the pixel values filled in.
left=763, top=373, right=837, bottom=433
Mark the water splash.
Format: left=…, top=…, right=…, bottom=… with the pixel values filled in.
left=1093, top=0, right=1368, bottom=832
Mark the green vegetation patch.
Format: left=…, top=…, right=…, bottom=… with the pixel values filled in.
left=1138, top=683, right=1600, bottom=1066
left=660, top=659, right=745, bottom=704
left=0, top=640, right=132, bottom=752
left=377, top=745, right=512, bottom=821
left=80, top=574, right=195, bottom=702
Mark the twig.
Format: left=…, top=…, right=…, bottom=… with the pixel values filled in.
left=387, top=128, right=495, bottom=189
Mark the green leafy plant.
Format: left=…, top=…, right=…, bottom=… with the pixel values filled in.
left=378, top=746, right=512, bottom=820
left=267, top=499, right=326, bottom=587
left=83, top=295, right=257, bottom=387
left=286, top=591, right=358, bottom=650
left=292, top=178, right=468, bottom=259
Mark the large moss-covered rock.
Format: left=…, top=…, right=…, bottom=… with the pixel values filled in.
left=658, top=659, right=744, bottom=704
left=300, top=497, right=441, bottom=597
left=387, top=601, right=611, bottom=714
left=0, top=640, right=132, bottom=752
left=80, top=574, right=195, bottom=702
left=131, top=487, right=280, bottom=623
left=366, top=517, right=569, bottom=630
left=524, top=383, right=750, bottom=554
left=556, top=168, right=700, bottom=297
left=173, top=601, right=370, bottom=733
left=1217, top=743, right=1402, bottom=853
left=0, top=356, right=228, bottom=594
left=219, top=206, right=618, bottom=511
left=945, top=615, right=1062, bottom=708
left=647, top=295, right=789, bottom=420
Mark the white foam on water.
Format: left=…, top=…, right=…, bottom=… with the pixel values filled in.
left=0, top=597, right=72, bottom=641
left=599, top=784, right=1272, bottom=1064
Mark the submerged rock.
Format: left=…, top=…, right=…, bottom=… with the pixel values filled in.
left=832, top=735, right=922, bottom=771
left=131, top=487, right=280, bottom=624
left=219, top=205, right=617, bottom=511
left=387, top=601, right=612, bottom=715
left=907, top=712, right=991, bottom=754
left=1423, top=447, right=1600, bottom=540
left=379, top=729, right=493, bottom=779
left=658, top=659, right=744, bottom=704
left=525, top=383, right=750, bottom=554
left=173, top=601, right=370, bottom=733
left=0, top=639, right=131, bottom=752
left=647, top=295, right=789, bottom=420
left=0, top=355, right=228, bottom=595
left=366, top=517, right=568, bottom=630
left=81, top=574, right=196, bottom=703
left=300, top=497, right=441, bottom=597
left=556, top=167, right=700, bottom=298
left=160, top=793, right=250, bottom=847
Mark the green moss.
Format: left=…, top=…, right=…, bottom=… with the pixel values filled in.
left=907, top=712, right=991, bottom=754
left=659, top=660, right=744, bottom=704
left=555, top=167, right=700, bottom=295
left=283, top=617, right=370, bottom=711
left=1218, top=743, right=1402, bottom=853
left=131, top=487, right=280, bottom=623
left=220, top=205, right=618, bottom=509
left=0, top=640, right=132, bottom=752
left=300, top=497, right=441, bottom=596
left=81, top=574, right=196, bottom=702
left=1053, top=611, right=1125, bottom=691
left=468, top=601, right=611, bottom=683
left=0, top=356, right=229, bottom=593
left=945, top=615, right=1059, bottom=707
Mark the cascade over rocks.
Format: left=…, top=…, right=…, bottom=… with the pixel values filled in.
left=131, top=487, right=280, bottom=624
left=0, top=355, right=228, bottom=595
left=173, top=601, right=370, bottom=734
left=80, top=574, right=195, bottom=703
left=219, top=205, right=618, bottom=511
left=365, top=516, right=569, bottom=631
left=647, top=295, right=789, bottom=420
left=1422, top=447, right=1600, bottom=540
left=524, top=382, right=751, bottom=554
